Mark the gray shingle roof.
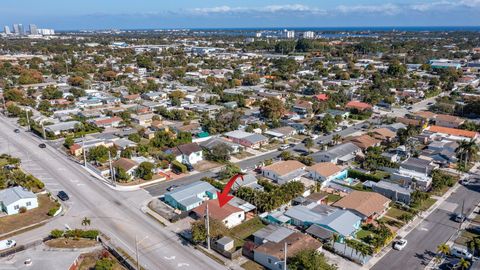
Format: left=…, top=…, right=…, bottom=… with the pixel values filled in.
left=0, top=186, right=36, bottom=206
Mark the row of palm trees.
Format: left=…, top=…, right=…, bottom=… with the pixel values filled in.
left=455, top=139, right=479, bottom=167
left=437, top=243, right=471, bottom=269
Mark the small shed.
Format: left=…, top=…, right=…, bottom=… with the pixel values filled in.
left=216, top=236, right=234, bottom=251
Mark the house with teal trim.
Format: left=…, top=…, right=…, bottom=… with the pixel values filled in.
left=284, top=203, right=361, bottom=241
left=164, top=181, right=217, bottom=211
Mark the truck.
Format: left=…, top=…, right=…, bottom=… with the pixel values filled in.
left=0, top=239, right=16, bottom=251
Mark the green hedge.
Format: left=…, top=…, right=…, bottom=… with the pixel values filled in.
left=171, top=160, right=187, bottom=173
left=50, top=229, right=99, bottom=239
left=348, top=169, right=382, bottom=182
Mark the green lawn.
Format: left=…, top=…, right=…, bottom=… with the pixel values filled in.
left=385, top=207, right=410, bottom=220
left=241, top=260, right=265, bottom=270
left=356, top=229, right=374, bottom=241
left=327, top=194, right=342, bottom=203
left=414, top=198, right=437, bottom=212
left=379, top=217, right=405, bottom=228
left=454, top=230, right=479, bottom=246
left=228, top=217, right=266, bottom=248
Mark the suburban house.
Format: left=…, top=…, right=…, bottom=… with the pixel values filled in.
left=434, top=114, right=464, bottom=128
left=92, top=116, right=123, bottom=129
left=45, top=121, right=80, bottom=136
left=425, top=125, right=479, bottom=141
left=232, top=173, right=264, bottom=191
left=262, top=160, right=307, bottom=185
left=332, top=191, right=390, bottom=222
left=164, top=181, right=218, bottom=211
left=307, top=162, right=347, bottom=186
left=400, top=157, right=437, bottom=174
left=200, top=137, right=244, bottom=154
left=166, top=142, right=203, bottom=165
left=0, top=186, right=39, bottom=215
left=224, top=130, right=269, bottom=149
left=264, top=126, right=297, bottom=141
left=345, top=101, right=372, bottom=112
left=310, top=142, right=361, bottom=164
left=131, top=113, right=155, bottom=127
left=371, top=181, right=412, bottom=205
left=253, top=231, right=321, bottom=270
left=112, top=158, right=139, bottom=176
left=347, top=135, right=381, bottom=150
left=292, top=100, right=313, bottom=117
left=192, top=199, right=245, bottom=229
left=370, top=128, right=397, bottom=142
left=284, top=203, right=362, bottom=239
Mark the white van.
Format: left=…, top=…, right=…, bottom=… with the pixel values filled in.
left=0, top=239, right=16, bottom=251
left=451, top=246, right=473, bottom=260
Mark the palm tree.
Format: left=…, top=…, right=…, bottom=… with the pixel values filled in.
left=436, top=243, right=450, bottom=260
left=331, top=233, right=339, bottom=247
left=456, top=139, right=479, bottom=165
left=459, top=258, right=470, bottom=270
left=81, top=217, right=91, bottom=227
left=332, top=134, right=342, bottom=145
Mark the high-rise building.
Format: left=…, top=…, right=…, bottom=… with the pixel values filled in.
left=3, top=26, right=11, bottom=35
left=303, top=31, right=315, bottom=39
left=13, top=24, right=20, bottom=35
left=284, top=30, right=295, bottom=39
left=29, top=24, right=38, bottom=35
left=18, top=24, right=25, bottom=35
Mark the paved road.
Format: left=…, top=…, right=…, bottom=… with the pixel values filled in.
left=372, top=176, right=480, bottom=270
left=0, top=115, right=225, bottom=270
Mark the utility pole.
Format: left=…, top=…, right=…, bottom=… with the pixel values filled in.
left=108, top=150, right=115, bottom=185
left=284, top=241, right=288, bottom=270
left=25, top=109, right=30, bottom=131
left=41, top=122, right=46, bottom=139
left=82, top=136, right=87, bottom=167
left=205, top=203, right=211, bottom=250
left=135, top=235, right=139, bottom=270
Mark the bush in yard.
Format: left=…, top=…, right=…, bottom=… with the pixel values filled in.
left=81, top=230, right=100, bottom=239
left=94, top=258, right=115, bottom=270
left=50, top=229, right=64, bottom=239
left=171, top=160, right=187, bottom=174
left=47, top=202, right=61, bottom=216
left=19, top=206, right=27, bottom=213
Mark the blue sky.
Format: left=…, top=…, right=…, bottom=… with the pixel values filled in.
left=1, top=0, right=479, bottom=30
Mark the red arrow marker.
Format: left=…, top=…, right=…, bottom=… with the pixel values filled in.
left=217, top=173, right=244, bottom=208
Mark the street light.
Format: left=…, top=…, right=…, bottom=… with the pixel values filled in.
left=135, top=235, right=148, bottom=270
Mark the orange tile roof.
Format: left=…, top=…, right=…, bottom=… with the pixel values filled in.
left=348, top=134, right=380, bottom=149
left=308, top=162, right=343, bottom=177
left=346, top=101, right=372, bottom=110
left=254, top=233, right=321, bottom=259
left=263, top=160, right=305, bottom=176
left=333, top=191, right=390, bottom=217
left=192, top=199, right=243, bottom=221
left=427, top=125, right=478, bottom=138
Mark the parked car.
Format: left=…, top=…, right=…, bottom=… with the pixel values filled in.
left=454, top=213, right=466, bottom=223
left=57, top=191, right=69, bottom=201
left=278, top=144, right=290, bottom=151
left=13, top=129, right=20, bottom=133
left=443, top=258, right=461, bottom=269
left=0, top=239, right=16, bottom=251
left=166, top=185, right=179, bottom=192
left=38, top=143, right=47, bottom=148
left=450, top=246, right=473, bottom=260
left=393, top=238, right=408, bottom=250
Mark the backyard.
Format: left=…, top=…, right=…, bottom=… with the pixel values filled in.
left=0, top=194, right=58, bottom=235
left=228, top=217, right=266, bottom=248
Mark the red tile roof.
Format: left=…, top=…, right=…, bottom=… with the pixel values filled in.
left=346, top=101, right=372, bottom=110
left=427, top=125, right=478, bottom=139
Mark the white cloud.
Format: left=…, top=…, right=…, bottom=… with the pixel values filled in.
left=336, top=3, right=400, bottom=15
left=410, top=0, right=480, bottom=11
left=190, top=4, right=325, bottom=16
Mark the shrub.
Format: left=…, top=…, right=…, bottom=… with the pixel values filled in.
left=19, top=206, right=27, bottom=213
left=348, top=169, right=382, bottom=182
left=81, top=230, right=99, bottom=239
left=171, top=160, right=187, bottom=174
left=95, top=258, right=115, bottom=270
left=50, top=229, right=64, bottom=239
left=47, top=203, right=61, bottom=216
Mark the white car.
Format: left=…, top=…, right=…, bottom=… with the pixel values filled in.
left=393, top=239, right=407, bottom=250
left=451, top=246, right=473, bottom=260
left=278, top=144, right=290, bottom=151
left=0, top=239, right=16, bottom=251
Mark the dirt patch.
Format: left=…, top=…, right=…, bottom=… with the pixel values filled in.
left=193, top=160, right=222, bottom=172
left=78, top=249, right=127, bottom=270
left=0, top=194, right=57, bottom=235
left=45, top=238, right=99, bottom=249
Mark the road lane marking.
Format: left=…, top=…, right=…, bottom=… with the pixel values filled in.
left=164, top=256, right=176, bottom=260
